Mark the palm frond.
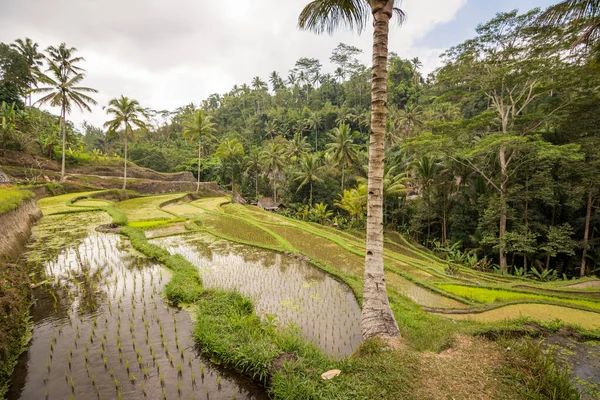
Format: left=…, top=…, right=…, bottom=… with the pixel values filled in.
left=298, top=0, right=370, bottom=34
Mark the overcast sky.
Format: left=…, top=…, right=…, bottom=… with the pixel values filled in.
left=1, top=0, right=556, bottom=129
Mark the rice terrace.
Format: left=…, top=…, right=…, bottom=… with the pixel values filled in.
left=1, top=0, right=600, bottom=399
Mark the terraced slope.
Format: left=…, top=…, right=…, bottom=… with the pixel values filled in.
left=136, top=195, right=600, bottom=330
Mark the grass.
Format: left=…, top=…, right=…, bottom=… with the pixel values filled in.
left=37, top=190, right=104, bottom=215
left=0, top=187, right=35, bottom=215
left=438, top=284, right=600, bottom=312
left=116, top=193, right=185, bottom=221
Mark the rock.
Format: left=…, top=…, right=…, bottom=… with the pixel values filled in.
left=321, top=369, right=341, bottom=380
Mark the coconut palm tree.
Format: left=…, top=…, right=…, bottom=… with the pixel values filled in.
left=326, top=124, right=360, bottom=190
left=538, top=0, right=600, bottom=59
left=299, top=0, right=406, bottom=340
left=306, top=110, right=323, bottom=151
left=294, top=154, right=323, bottom=206
left=244, top=146, right=262, bottom=200
left=397, top=103, right=423, bottom=137
left=46, top=43, right=85, bottom=75
left=103, top=96, right=148, bottom=190
left=32, top=60, right=97, bottom=182
left=287, top=132, right=311, bottom=161
left=216, top=138, right=245, bottom=189
left=264, top=119, right=279, bottom=140
left=260, top=142, right=286, bottom=202
left=10, top=38, right=45, bottom=106
left=183, top=109, right=216, bottom=192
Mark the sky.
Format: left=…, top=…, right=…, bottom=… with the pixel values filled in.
left=1, top=0, right=556, bottom=129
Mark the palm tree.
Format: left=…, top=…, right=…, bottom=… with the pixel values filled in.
left=326, top=124, right=359, bottom=190
left=335, top=183, right=368, bottom=225
left=216, top=138, right=245, bottom=189
left=287, top=132, right=311, bottom=161
left=46, top=43, right=85, bottom=74
left=385, top=119, right=401, bottom=147
left=299, top=0, right=406, bottom=340
left=103, top=96, right=148, bottom=190
left=311, top=202, right=333, bottom=224
left=264, top=119, right=279, bottom=140
left=397, top=103, right=423, bottom=137
left=538, top=0, right=600, bottom=59
left=251, top=76, right=267, bottom=91
left=244, top=146, right=262, bottom=199
left=294, top=154, right=323, bottom=206
left=183, top=109, right=216, bottom=192
left=260, top=142, right=286, bottom=202
left=10, top=38, right=45, bottom=106
left=269, top=71, right=284, bottom=91
left=306, top=110, right=323, bottom=151
left=32, top=60, right=97, bottom=182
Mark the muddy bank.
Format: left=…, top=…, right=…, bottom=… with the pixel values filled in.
left=0, top=264, right=31, bottom=398
left=69, top=165, right=196, bottom=181
left=0, top=200, right=43, bottom=262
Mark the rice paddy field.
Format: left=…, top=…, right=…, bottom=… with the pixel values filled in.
left=6, top=190, right=600, bottom=399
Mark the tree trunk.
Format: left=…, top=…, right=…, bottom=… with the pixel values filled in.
left=123, top=138, right=128, bottom=190
left=60, top=104, right=66, bottom=182
left=255, top=172, right=259, bottom=200
left=581, top=191, right=593, bottom=277
left=196, top=141, right=202, bottom=193
left=498, top=143, right=508, bottom=274
left=341, top=165, right=345, bottom=191
left=361, top=1, right=400, bottom=341
left=309, top=181, right=313, bottom=206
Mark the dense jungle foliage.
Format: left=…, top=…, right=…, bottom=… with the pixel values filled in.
left=1, top=7, right=599, bottom=279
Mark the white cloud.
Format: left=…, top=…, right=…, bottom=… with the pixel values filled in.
left=0, top=0, right=467, bottom=128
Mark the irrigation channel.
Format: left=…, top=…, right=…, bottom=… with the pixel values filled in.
left=8, top=212, right=269, bottom=400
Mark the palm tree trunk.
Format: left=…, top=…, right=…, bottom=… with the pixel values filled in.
left=255, top=172, right=259, bottom=200
left=197, top=141, right=202, bottom=193
left=60, top=104, right=66, bottom=182
left=361, top=1, right=400, bottom=340
left=123, top=138, right=128, bottom=190
left=581, top=191, right=593, bottom=277
left=341, top=165, right=345, bottom=191
left=309, top=181, right=313, bottom=206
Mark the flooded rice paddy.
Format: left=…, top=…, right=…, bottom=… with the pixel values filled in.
left=152, top=234, right=362, bottom=357
left=8, top=212, right=267, bottom=400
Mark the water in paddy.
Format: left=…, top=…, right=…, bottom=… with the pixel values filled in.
left=8, top=212, right=267, bottom=400
left=153, top=234, right=362, bottom=357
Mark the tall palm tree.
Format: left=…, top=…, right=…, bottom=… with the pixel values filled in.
left=10, top=38, right=45, bottom=106
left=32, top=60, right=97, bottom=182
left=46, top=43, right=85, bottom=74
left=306, top=110, right=323, bottom=151
left=103, top=96, right=148, bottom=190
left=299, top=0, right=406, bottom=340
left=326, top=124, right=359, bottom=190
left=264, top=119, right=279, bottom=140
left=216, top=138, right=244, bottom=189
left=183, top=109, right=216, bottom=192
left=260, top=142, right=286, bottom=202
left=294, top=154, right=323, bottom=206
left=244, top=146, right=262, bottom=199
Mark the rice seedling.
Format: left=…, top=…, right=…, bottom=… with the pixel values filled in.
left=177, top=362, right=182, bottom=375
left=129, top=373, right=136, bottom=383
left=160, top=372, right=165, bottom=386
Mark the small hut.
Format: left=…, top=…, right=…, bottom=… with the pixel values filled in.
left=257, top=197, right=283, bottom=211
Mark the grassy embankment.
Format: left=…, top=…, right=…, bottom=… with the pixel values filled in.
left=0, top=187, right=35, bottom=397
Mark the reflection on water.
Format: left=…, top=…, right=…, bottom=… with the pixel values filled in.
left=9, top=213, right=267, bottom=400
left=153, top=234, right=362, bottom=357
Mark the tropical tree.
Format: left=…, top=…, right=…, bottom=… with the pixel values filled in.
left=335, top=183, right=368, bottom=225
left=46, top=43, right=85, bottom=74
left=311, top=202, right=333, bottom=224
left=294, top=154, right=323, bottom=205
left=299, top=0, right=406, bottom=340
left=538, top=0, right=600, bottom=60
left=397, top=103, right=423, bottom=137
left=103, top=96, right=148, bottom=190
left=32, top=57, right=97, bottom=181
left=326, top=123, right=360, bottom=190
left=244, top=146, right=262, bottom=199
left=216, top=138, right=245, bottom=188
left=306, top=110, right=323, bottom=151
left=260, top=142, right=286, bottom=202
left=287, top=132, right=311, bottom=161
left=10, top=38, right=45, bottom=105
left=182, top=109, right=216, bottom=192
